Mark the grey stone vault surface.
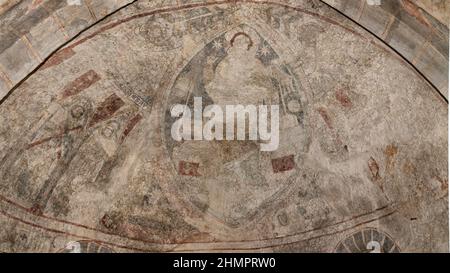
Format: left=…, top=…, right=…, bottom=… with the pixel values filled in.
left=0, top=0, right=448, bottom=252
left=323, top=0, right=449, bottom=98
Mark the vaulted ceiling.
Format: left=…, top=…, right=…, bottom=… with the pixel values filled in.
left=0, top=0, right=447, bottom=253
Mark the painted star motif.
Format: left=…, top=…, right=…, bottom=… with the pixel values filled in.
left=212, top=40, right=222, bottom=50
left=258, top=45, right=271, bottom=57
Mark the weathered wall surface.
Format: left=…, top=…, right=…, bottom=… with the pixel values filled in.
left=0, top=0, right=21, bottom=14
left=416, top=0, right=449, bottom=26
left=323, top=0, right=449, bottom=98
left=0, top=0, right=447, bottom=253
left=0, top=0, right=448, bottom=101
left=0, top=0, right=134, bottom=99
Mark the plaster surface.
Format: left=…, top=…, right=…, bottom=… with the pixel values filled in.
left=0, top=0, right=448, bottom=253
